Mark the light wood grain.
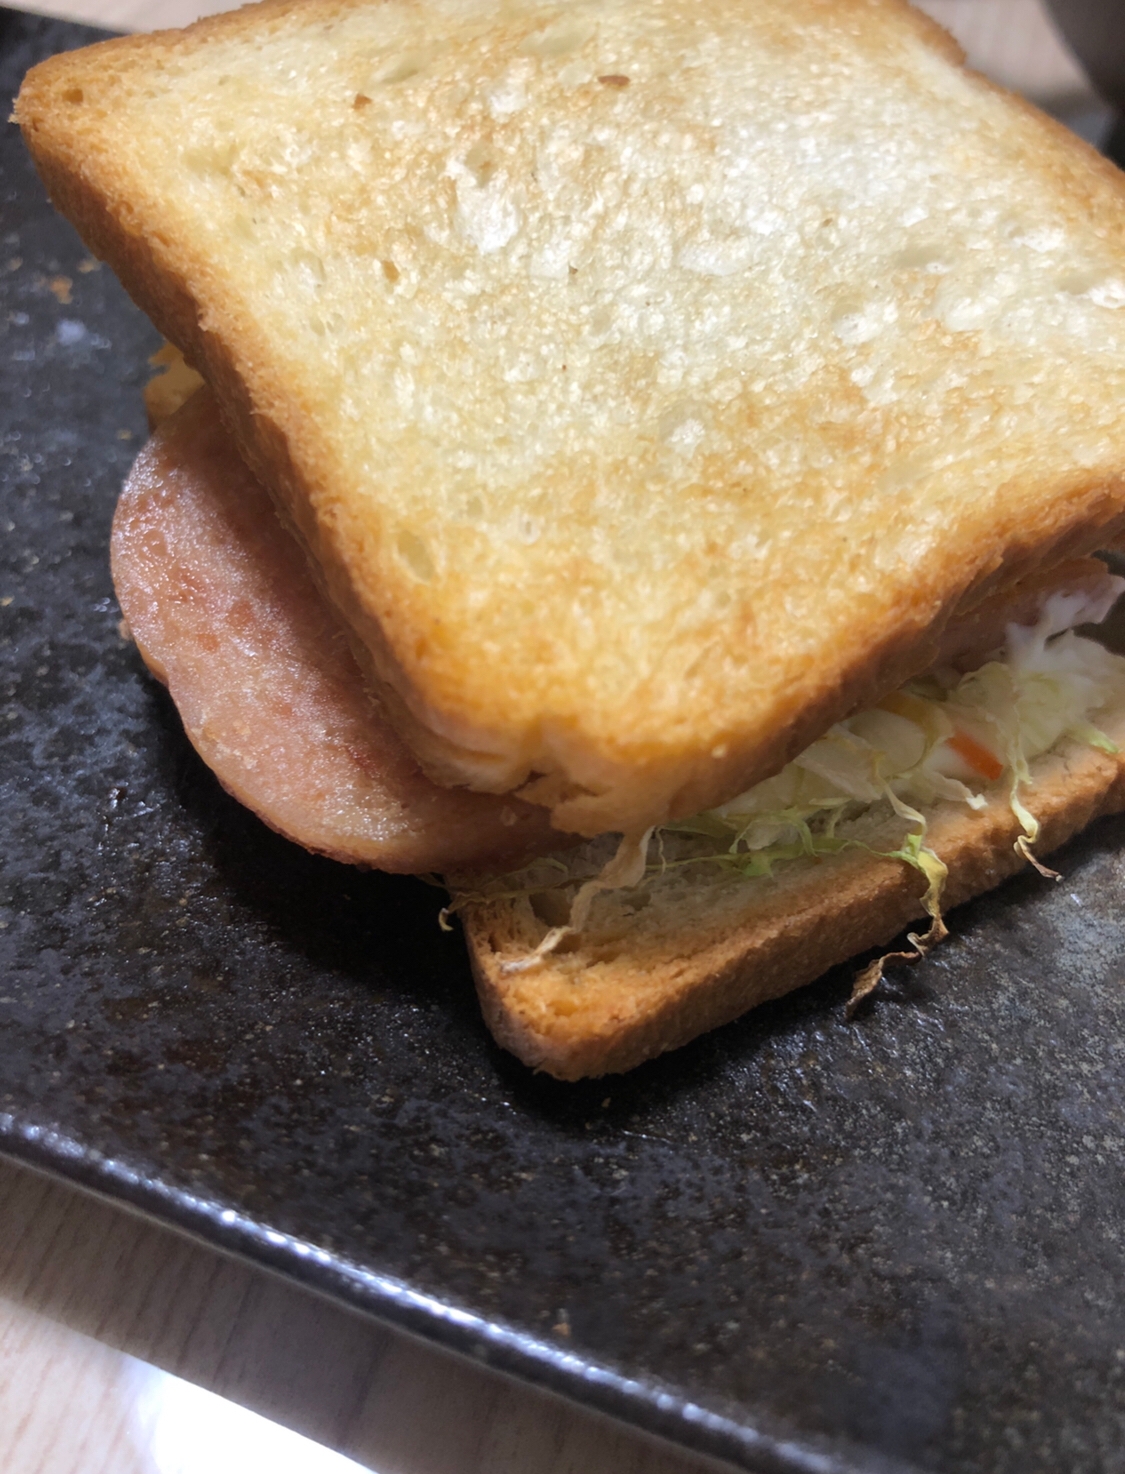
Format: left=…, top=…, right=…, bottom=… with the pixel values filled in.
left=0, top=1153, right=730, bottom=1474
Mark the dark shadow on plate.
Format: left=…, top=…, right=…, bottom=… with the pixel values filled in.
left=494, top=802, right=1125, bottom=1133
left=134, top=675, right=483, bottom=1009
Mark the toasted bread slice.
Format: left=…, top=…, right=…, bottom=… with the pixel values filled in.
left=112, top=390, right=558, bottom=871
left=117, top=387, right=1112, bottom=877
left=460, top=719, right=1125, bottom=1078
left=115, top=392, right=1125, bottom=1076
left=22, top=0, right=1125, bottom=837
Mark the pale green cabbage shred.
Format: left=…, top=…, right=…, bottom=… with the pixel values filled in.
left=666, top=625, right=1125, bottom=892
left=449, top=608, right=1125, bottom=951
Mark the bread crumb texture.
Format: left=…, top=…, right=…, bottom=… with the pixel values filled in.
left=111, top=389, right=561, bottom=872
left=18, top=0, right=1125, bottom=832
left=460, top=708, right=1125, bottom=1077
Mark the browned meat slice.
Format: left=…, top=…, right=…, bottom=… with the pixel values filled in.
left=111, top=390, right=559, bottom=872
left=113, top=389, right=1123, bottom=875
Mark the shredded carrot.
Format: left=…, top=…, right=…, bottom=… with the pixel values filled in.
left=947, top=729, right=1004, bottom=781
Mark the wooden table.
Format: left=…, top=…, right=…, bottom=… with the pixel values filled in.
left=0, top=1154, right=725, bottom=1473
left=0, top=3, right=1106, bottom=1470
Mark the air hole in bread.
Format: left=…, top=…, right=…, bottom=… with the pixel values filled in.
left=381, top=258, right=400, bottom=283
left=464, top=141, right=497, bottom=188
left=184, top=138, right=236, bottom=176
left=291, top=249, right=326, bottom=288
left=617, top=890, right=651, bottom=917
left=530, top=889, right=571, bottom=927
left=519, top=17, right=595, bottom=57
left=894, top=243, right=948, bottom=273
left=375, top=53, right=429, bottom=85
left=1058, top=269, right=1103, bottom=297
left=396, top=528, right=435, bottom=582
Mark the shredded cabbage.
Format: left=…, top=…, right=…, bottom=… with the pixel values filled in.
left=455, top=600, right=1125, bottom=965
left=666, top=611, right=1125, bottom=899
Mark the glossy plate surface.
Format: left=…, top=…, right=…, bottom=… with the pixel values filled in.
left=3, top=13, right=1125, bottom=1472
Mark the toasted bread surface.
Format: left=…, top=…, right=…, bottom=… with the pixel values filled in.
left=460, top=715, right=1125, bottom=1078
left=112, top=390, right=559, bottom=871
left=20, top=0, right=1125, bottom=834
left=116, top=390, right=1102, bottom=877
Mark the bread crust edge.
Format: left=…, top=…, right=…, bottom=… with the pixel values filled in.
left=17, top=13, right=1125, bottom=838
left=461, top=727, right=1125, bottom=1078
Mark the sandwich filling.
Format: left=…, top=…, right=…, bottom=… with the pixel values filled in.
left=671, top=587, right=1123, bottom=880
left=451, top=580, right=1125, bottom=967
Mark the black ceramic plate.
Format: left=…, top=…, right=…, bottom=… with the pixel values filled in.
left=5, top=13, right=1125, bottom=1473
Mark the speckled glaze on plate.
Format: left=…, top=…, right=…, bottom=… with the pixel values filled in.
left=4, top=13, right=1125, bottom=1472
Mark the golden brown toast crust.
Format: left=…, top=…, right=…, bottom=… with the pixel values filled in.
left=112, top=391, right=560, bottom=871
left=115, top=390, right=1110, bottom=882
left=461, top=722, right=1125, bottom=1078
left=19, top=0, right=1125, bottom=836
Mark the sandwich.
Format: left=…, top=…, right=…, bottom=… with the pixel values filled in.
left=112, top=381, right=560, bottom=874
left=16, top=0, right=1125, bottom=1078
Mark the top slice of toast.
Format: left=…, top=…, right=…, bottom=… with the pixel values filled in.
left=18, top=0, right=1125, bottom=836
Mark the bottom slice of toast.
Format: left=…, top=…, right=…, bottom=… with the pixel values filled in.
left=457, top=718, right=1125, bottom=1079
